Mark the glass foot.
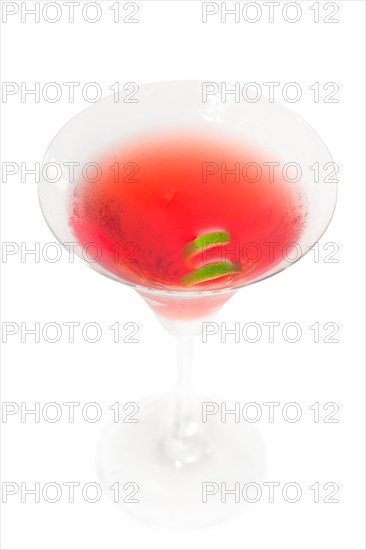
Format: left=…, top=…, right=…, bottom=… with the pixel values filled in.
left=96, top=394, right=267, bottom=529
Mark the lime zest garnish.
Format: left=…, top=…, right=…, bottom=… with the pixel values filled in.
left=180, top=261, right=241, bottom=287
left=183, top=231, right=231, bottom=259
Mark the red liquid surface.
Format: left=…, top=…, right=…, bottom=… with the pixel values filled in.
left=69, top=133, right=306, bottom=292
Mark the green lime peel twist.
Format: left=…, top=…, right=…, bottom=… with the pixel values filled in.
left=181, top=231, right=241, bottom=286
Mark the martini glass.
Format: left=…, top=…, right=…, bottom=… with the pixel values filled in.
left=39, top=80, right=337, bottom=528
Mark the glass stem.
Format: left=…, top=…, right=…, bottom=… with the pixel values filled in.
left=173, top=336, right=194, bottom=441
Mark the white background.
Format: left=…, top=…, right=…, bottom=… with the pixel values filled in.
left=1, top=1, right=365, bottom=549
